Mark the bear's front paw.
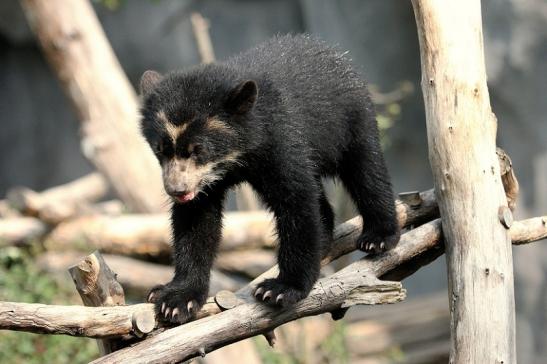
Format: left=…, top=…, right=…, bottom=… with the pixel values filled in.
left=357, top=228, right=400, bottom=254
left=253, top=278, right=309, bottom=307
left=146, top=283, right=207, bottom=325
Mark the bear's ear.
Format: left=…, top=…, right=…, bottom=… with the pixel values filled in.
left=226, top=80, right=258, bottom=114
left=139, top=70, right=163, bottom=97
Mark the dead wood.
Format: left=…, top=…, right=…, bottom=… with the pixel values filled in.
left=44, top=211, right=275, bottom=259
left=37, top=252, right=244, bottom=297
left=20, top=0, right=164, bottom=213
left=0, top=217, right=47, bottom=247
left=0, top=301, right=153, bottom=339
left=7, top=173, right=109, bottom=224
left=497, top=147, right=520, bottom=211
left=89, top=215, right=543, bottom=363
left=411, top=1, right=517, bottom=361
left=214, top=249, right=275, bottom=278
left=68, top=251, right=128, bottom=354
left=0, top=215, right=543, bottom=350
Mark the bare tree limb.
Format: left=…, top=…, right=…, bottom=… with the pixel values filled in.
left=509, top=216, right=547, bottom=245
left=44, top=211, right=275, bottom=259
left=19, top=0, right=164, bottom=213
left=0, top=217, right=47, bottom=247
left=89, top=215, right=545, bottom=363
left=91, top=278, right=405, bottom=363
left=68, top=251, right=127, bottom=354
left=7, top=173, right=109, bottom=224
left=0, top=216, right=543, bottom=344
left=36, top=251, right=245, bottom=296
left=0, top=302, right=153, bottom=338
left=190, top=12, right=215, bottom=64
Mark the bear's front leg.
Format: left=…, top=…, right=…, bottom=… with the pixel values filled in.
left=252, top=171, right=323, bottom=307
left=147, top=196, right=223, bottom=324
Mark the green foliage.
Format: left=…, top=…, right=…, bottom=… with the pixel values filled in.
left=321, top=321, right=349, bottom=364
left=93, top=0, right=125, bottom=10
left=0, top=247, right=98, bottom=364
left=372, top=80, right=415, bottom=150
left=93, top=0, right=162, bottom=11
left=254, top=336, right=298, bottom=364
left=254, top=320, right=349, bottom=364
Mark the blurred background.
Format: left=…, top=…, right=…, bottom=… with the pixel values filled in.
left=0, top=0, right=545, bottom=363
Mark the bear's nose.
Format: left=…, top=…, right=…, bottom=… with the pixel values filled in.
left=165, top=184, right=188, bottom=196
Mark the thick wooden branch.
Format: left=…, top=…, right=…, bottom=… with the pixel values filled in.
left=44, top=211, right=274, bottom=258
left=509, top=216, right=547, bottom=245
left=20, top=0, right=164, bottom=213
left=0, top=302, right=153, bottom=338
left=92, top=278, right=405, bottom=363
left=7, top=173, right=109, bottom=224
left=37, top=252, right=245, bottom=296
left=0, top=217, right=47, bottom=247
left=215, top=249, right=275, bottom=278
left=89, top=215, right=545, bottom=363
left=0, top=216, right=543, bottom=343
left=411, top=1, right=516, bottom=362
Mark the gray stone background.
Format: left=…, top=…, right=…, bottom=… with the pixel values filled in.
left=0, top=0, right=545, bottom=362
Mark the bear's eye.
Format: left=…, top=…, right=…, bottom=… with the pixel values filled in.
left=189, top=144, right=204, bottom=157
left=155, top=140, right=164, bottom=155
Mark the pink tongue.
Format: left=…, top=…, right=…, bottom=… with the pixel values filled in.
left=177, top=192, right=195, bottom=203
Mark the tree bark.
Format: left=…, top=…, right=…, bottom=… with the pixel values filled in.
left=411, top=1, right=516, bottom=362
left=68, top=251, right=127, bottom=354
left=89, top=215, right=545, bottom=363
left=36, top=251, right=245, bottom=296
left=7, top=173, right=109, bottom=224
left=0, top=216, right=543, bottom=346
left=0, top=217, right=47, bottom=247
left=91, top=278, right=405, bottom=363
left=44, top=211, right=275, bottom=259
left=19, top=0, right=164, bottom=213
left=0, top=302, right=153, bottom=339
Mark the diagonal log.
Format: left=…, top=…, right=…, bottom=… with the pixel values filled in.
left=0, top=216, right=543, bottom=344
left=88, top=216, right=543, bottom=363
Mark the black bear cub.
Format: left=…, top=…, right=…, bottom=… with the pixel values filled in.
left=140, top=34, right=400, bottom=324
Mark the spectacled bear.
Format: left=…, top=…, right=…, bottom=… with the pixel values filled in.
left=139, top=34, right=400, bottom=324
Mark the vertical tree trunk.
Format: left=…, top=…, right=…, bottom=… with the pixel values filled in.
left=20, top=0, right=165, bottom=213
left=410, top=1, right=516, bottom=363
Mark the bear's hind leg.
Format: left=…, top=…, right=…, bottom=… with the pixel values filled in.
left=339, top=136, right=400, bottom=254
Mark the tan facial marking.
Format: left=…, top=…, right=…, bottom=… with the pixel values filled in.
left=157, top=110, right=188, bottom=142
left=163, top=157, right=214, bottom=193
left=220, top=151, right=243, bottom=166
left=206, top=117, right=234, bottom=134
left=162, top=151, right=243, bottom=195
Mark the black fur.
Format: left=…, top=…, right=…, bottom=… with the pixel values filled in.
left=140, top=34, right=400, bottom=323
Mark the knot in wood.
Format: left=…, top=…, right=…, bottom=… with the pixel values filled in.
left=498, top=206, right=513, bottom=229
left=214, top=290, right=238, bottom=310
